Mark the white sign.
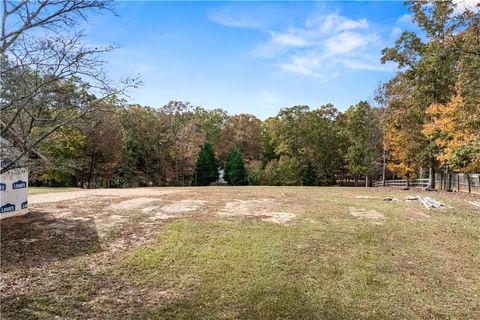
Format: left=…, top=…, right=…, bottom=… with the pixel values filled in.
left=0, top=162, right=28, bottom=219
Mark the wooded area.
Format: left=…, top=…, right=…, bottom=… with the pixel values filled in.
left=1, top=1, right=479, bottom=188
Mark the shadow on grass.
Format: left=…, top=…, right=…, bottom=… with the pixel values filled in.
left=1, top=211, right=101, bottom=270
left=140, top=284, right=358, bottom=320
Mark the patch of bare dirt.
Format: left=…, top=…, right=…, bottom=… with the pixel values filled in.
left=220, top=199, right=277, bottom=216
left=262, top=212, right=296, bottom=224
left=220, top=199, right=295, bottom=224
left=404, top=208, right=432, bottom=221
left=349, top=207, right=385, bottom=221
left=161, top=199, right=208, bottom=213
left=108, top=197, right=161, bottom=210
left=94, top=214, right=128, bottom=234
left=150, top=212, right=176, bottom=220
left=142, top=206, right=158, bottom=213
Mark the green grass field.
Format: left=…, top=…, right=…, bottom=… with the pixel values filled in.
left=2, top=187, right=479, bottom=319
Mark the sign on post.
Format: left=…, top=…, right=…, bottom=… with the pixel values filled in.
left=0, top=161, right=29, bottom=220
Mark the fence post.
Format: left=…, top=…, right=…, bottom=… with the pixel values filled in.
left=382, top=153, right=386, bottom=187
left=467, top=174, right=471, bottom=193
left=457, top=175, right=460, bottom=192
left=448, top=173, right=452, bottom=191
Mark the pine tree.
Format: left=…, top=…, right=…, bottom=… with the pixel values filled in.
left=303, top=161, right=317, bottom=186
left=195, top=143, right=218, bottom=186
left=224, top=148, right=248, bottom=186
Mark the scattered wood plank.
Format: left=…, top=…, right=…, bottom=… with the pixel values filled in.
left=383, top=196, right=399, bottom=202
left=417, top=196, right=445, bottom=209
left=405, top=196, right=418, bottom=202
left=418, top=196, right=431, bottom=209
left=467, top=201, right=480, bottom=208
left=426, top=197, right=443, bottom=208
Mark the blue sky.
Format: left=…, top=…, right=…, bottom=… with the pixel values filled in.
left=85, top=1, right=417, bottom=118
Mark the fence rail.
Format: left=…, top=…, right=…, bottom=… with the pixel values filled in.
left=373, top=179, right=429, bottom=187
left=374, top=173, right=480, bottom=194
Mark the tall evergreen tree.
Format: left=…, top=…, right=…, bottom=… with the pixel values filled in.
left=195, top=143, right=218, bottom=186
left=303, top=161, right=317, bottom=186
left=224, top=148, right=248, bottom=186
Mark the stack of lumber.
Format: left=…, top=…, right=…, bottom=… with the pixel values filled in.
left=417, top=196, right=445, bottom=209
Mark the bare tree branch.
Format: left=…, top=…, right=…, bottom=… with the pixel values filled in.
left=0, top=0, right=140, bottom=173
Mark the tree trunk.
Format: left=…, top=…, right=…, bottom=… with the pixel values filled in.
left=87, top=153, right=95, bottom=189
left=382, top=154, right=386, bottom=187
left=428, top=159, right=435, bottom=190
left=467, top=174, right=471, bottom=193
left=365, top=175, right=369, bottom=187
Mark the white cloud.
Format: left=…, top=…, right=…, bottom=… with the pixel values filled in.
left=452, top=0, right=480, bottom=15
left=274, top=18, right=382, bottom=77
left=271, top=32, right=308, bottom=47
left=324, top=32, right=378, bottom=55
left=208, top=10, right=264, bottom=29
left=210, top=9, right=388, bottom=79
left=391, top=27, right=402, bottom=36
left=396, top=14, right=413, bottom=26
left=279, top=53, right=323, bottom=78
left=312, top=14, right=369, bottom=33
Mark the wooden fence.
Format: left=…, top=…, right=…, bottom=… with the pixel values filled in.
left=373, top=173, right=480, bottom=194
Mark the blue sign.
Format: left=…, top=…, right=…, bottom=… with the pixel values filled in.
left=0, top=183, right=5, bottom=191
left=21, top=201, right=28, bottom=209
left=0, top=203, right=15, bottom=213
left=12, top=180, right=27, bottom=189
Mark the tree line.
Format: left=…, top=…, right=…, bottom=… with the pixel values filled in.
left=1, top=1, right=479, bottom=188
left=29, top=100, right=383, bottom=187
left=377, top=1, right=480, bottom=189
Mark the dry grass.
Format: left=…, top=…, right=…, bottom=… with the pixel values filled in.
left=1, top=186, right=479, bottom=319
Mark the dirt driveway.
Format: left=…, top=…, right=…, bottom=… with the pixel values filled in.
left=29, top=187, right=176, bottom=204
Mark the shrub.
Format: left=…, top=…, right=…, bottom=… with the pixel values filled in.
left=263, top=157, right=302, bottom=186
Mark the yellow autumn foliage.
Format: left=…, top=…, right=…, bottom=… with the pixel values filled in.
left=423, top=86, right=479, bottom=171
left=384, top=128, right=417, bottom=178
